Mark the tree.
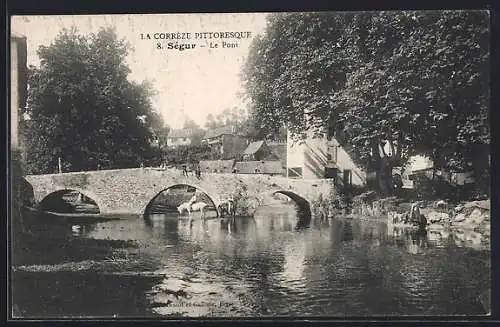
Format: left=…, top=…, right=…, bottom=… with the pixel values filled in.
left=163, top=143, right=217, bottom=166
left=183, top=117, right=205, bottom=145
left=211, top=107, right=247, bottom=129
left=204, top=114, right=218, bottom=130
left=24, top=27, right=166, bottom=173
left=243, top=11, right=489, bottom=196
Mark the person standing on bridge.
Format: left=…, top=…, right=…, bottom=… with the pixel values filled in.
left=195, top=164, right=201, bottom=179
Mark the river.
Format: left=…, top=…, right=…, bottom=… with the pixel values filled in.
left=11, top=203, right=490, bottom=318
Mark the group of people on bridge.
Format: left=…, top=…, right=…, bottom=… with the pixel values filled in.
left=182, top=164, right=202, bottom=179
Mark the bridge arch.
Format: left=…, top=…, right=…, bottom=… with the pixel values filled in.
left=142, top=183, right=220, bottom=217
left=39, top=188, right=102, bottom=214
left=21, top=177, right=35, bottom=206
left=271, top=190, right=312, bottom=227
left=272, top=190, right=311, bottom=212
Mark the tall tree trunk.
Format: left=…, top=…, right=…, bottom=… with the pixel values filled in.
left=373, top=140, right=396, bottom=197
left=377, top=157, right=394, bottom=197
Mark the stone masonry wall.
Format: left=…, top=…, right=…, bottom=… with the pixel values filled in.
left=26, top=168, right=336, bottom=217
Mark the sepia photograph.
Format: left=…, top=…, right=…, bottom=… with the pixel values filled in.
left=10, top=11, right=491, bottom=318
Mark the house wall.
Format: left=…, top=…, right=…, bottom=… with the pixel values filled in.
left=286, top=130, right=330, bottom=179
left=286, top=130, right=366, bottom=185
left=302, top=134, right=330, bottom=180
left=244, top=144, right=272, bottom=162
left=286, top=130, right=304, bottom=177
left=167, top=137, right=192, bottom=147
left=268, top=142, right=287, bottom=168
left=328, top=138, right=366, bottom=186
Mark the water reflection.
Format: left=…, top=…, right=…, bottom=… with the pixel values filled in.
left=15, top=204, right=491, bottom=317
left=141, top=206, right=489, bottom=316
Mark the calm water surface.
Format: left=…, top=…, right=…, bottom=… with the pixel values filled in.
left=12, top=203, right=490, bottom=318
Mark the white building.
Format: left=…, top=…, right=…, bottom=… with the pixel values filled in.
left=166, top=129, right=194, bottom=148
left=286, top=129, right=366, bottom=186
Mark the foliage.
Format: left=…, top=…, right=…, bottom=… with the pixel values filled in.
left=243, top=11, right=490, bottom=195
left=183, top=118, right=205, bottom=146
left=202, top=107, right=286, bottom=141
left=163, top=143, right=219, bottom=166
left=204, top=107, right=246, bottom=130
left=24, top=27, right=165, bottom=174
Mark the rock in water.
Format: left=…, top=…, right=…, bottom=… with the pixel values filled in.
left=427, top=211, right=450, bottom=224
left=467, top=208, right=486, bottom=226
left=454, top=213, right=467, bottom=223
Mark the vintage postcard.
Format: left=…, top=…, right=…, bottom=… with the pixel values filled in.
left=10, top=11, right=491, bottom=318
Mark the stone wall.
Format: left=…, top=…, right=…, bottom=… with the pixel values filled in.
left=25, top=168, right=336, bottom=217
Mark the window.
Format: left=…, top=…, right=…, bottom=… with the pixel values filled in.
left=324, top=167, right=338, bottom=178
left=328, top=145, right=338, bottom=162
left=343, top=170, right=352, bottom=187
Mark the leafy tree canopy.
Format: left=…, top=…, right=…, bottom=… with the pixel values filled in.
left=24, top=27, right=166, bottom=173
left=244, top=11, right=489, bottom=194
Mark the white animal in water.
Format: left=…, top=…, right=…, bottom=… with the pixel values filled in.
left=177, top=194, right=198, bottom=215
left=177, top=201, right=209, bottom=218
left=190, top=201, right=209, bottom=218
left=177, top=201, right=192, bottom=215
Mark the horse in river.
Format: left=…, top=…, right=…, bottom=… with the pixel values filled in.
left=217, top=199, right=236, bottom=218
left=191, top=201, right=209, bottom=218
left=177, top=201, right=209, bottom=218
left=177, top=202, right=192, bottom=215
left=177, top=193, right=197, bottom=215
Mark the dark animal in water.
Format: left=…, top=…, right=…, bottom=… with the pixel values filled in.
left=409, top=202, right=427, bottom=229
left=218, top=199, right=236, bottom=218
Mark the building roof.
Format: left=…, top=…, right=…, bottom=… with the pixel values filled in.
left=203, top=125, right=236, bottom=140
left=199, top=160, right=235, bottom=173
left=242, top=140, right=265, bottom=156
left=168, top=129, right=193, bottom=139
left=234, top=161, right=283, bottom=174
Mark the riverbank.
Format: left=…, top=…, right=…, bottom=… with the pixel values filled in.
left=350, top=192, right=490, bottom=239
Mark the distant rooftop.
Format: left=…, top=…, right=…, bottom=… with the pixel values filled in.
left=242, top=140, right=265, bottom=156
left=203, top=125, right=237, bottom=139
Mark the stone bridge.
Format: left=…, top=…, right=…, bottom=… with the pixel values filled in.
left=25, top=168, right=336, bottom=217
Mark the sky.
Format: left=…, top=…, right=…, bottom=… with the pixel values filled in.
left=11, top=13, right=269, bottom=129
